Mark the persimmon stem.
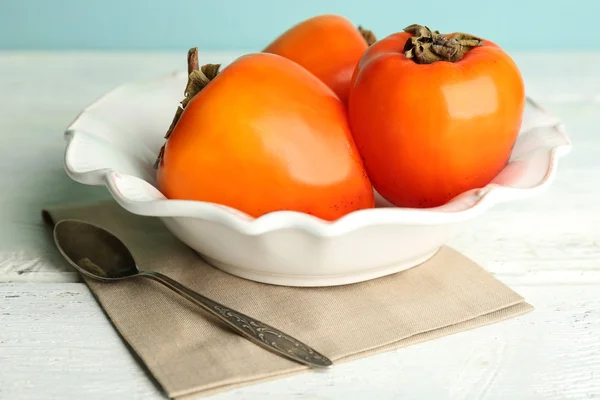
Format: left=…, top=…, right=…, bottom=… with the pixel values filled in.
left=358, top=25, right=377, bottom=46
left=187, top=47, right=199, bottom=74
left=403, top=24, right=483, bottom=64
left=154, top=48, right=221, bottom=169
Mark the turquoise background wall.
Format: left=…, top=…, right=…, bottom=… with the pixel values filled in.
left=1, top=0, right=598, bottom=52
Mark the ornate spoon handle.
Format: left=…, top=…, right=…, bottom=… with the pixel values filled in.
left=141, top=270, right=333, bottom=368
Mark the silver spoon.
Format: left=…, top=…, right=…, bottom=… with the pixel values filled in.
left=52, top=219, right=333, bottom=369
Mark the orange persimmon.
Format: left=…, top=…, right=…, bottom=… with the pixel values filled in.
left=263, top=14, right=376, bottom=106
left=348, top=25, right=525, bottom=208
left=155, top=48, right=374, bottom=221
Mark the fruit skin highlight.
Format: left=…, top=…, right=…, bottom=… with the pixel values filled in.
left=263, top=14, right=376, bottom=106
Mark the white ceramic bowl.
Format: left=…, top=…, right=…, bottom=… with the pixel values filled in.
left=63, top=70, right=572, bottom=287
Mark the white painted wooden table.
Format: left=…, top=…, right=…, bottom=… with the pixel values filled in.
left=0, top=51, right=599, bottom=399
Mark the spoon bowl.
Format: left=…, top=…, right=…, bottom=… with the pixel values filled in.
left=52, top=219, right=333, bottom=368
left=54, top=219, right=138, bottom=280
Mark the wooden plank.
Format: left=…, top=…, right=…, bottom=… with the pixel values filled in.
left=1, top=283, right=598, bottom=399
left=0, top=283, right=163, bottom=399
left=0, top=52, right=599, bottom=399
left=1, top=167, right=598, bottom=284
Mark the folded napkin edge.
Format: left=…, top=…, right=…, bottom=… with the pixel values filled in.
left=171, top=301, right=534, bottom=399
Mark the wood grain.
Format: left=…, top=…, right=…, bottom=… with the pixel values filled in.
left=1, top=283, right=598, bottom=399
left=0, top=52, right=599, bottom=399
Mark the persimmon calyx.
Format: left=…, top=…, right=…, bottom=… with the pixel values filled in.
left=358, top=25, right=377, bottom=46
left=154, top=48, right=220, bottom=169
left=403, top=24, right=483, bottom=64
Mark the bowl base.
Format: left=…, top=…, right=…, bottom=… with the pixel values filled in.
left=199, top=249, right=440, bottom=287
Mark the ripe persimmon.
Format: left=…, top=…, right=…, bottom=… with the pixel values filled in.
left=263, top=14, right=376, bottom=106
left=155, top=48, right=374, bottom=221
left=348, top=25, right=525, bottom=208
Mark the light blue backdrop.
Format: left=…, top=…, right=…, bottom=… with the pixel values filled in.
left=1, top=0, right=597, bottom=51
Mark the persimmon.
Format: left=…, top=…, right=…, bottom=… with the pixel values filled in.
left=263, top=14, right=376, bottom=106
left=348, top=25, right=525, bottom=208
left=155, top=48, right=374, bottom=221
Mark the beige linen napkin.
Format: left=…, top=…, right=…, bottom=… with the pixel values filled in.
left=42, top=200, right=533, bottom=399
